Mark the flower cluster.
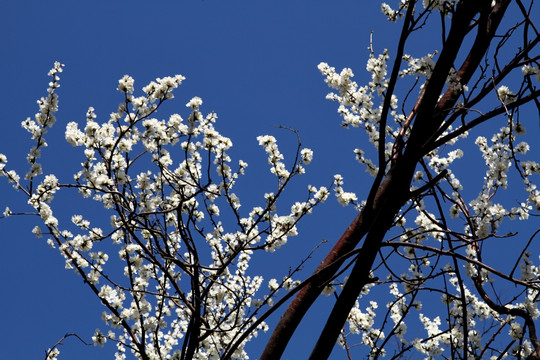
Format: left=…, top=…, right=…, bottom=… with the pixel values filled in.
left=257, top=135, right=290, bottom=181
left=470, top=123, right=539, bottom=237
left=381, top=2, right=406, bottom=22
left=348, top=300, right=386, bottom=357
left=333, top=174, right=358, bottom=207
left=318, top=45, right=400, bottom=173
left=1, top=63, right=332, bottom=360
left=401, top=52, right=437, bottom=78
left=316, top=8, right=540, bottom=357
left=20, top=61, right=64, bottom=181
left=521, top=64, right=540, bottom=82
left=496, top=85, right=516, bottom=104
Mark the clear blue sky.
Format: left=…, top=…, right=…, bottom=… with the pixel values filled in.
left=0, top=1, right=538, bottom=359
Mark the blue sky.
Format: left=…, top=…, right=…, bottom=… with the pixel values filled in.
left=0, top=1, right=538, bottom=359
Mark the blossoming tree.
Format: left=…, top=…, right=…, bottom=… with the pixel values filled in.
left=1, top=0, right=539, bottom=359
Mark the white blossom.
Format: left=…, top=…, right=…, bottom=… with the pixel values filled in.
left=497, top=85, right=516, bottom=104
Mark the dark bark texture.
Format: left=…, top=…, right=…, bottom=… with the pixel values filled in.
left=260, top=1, right=522, bottom=358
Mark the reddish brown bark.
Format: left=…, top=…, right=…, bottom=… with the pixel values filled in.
left=259, top=209, right=372, bottom=359
left=260, top=1, right=515, bottom=358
